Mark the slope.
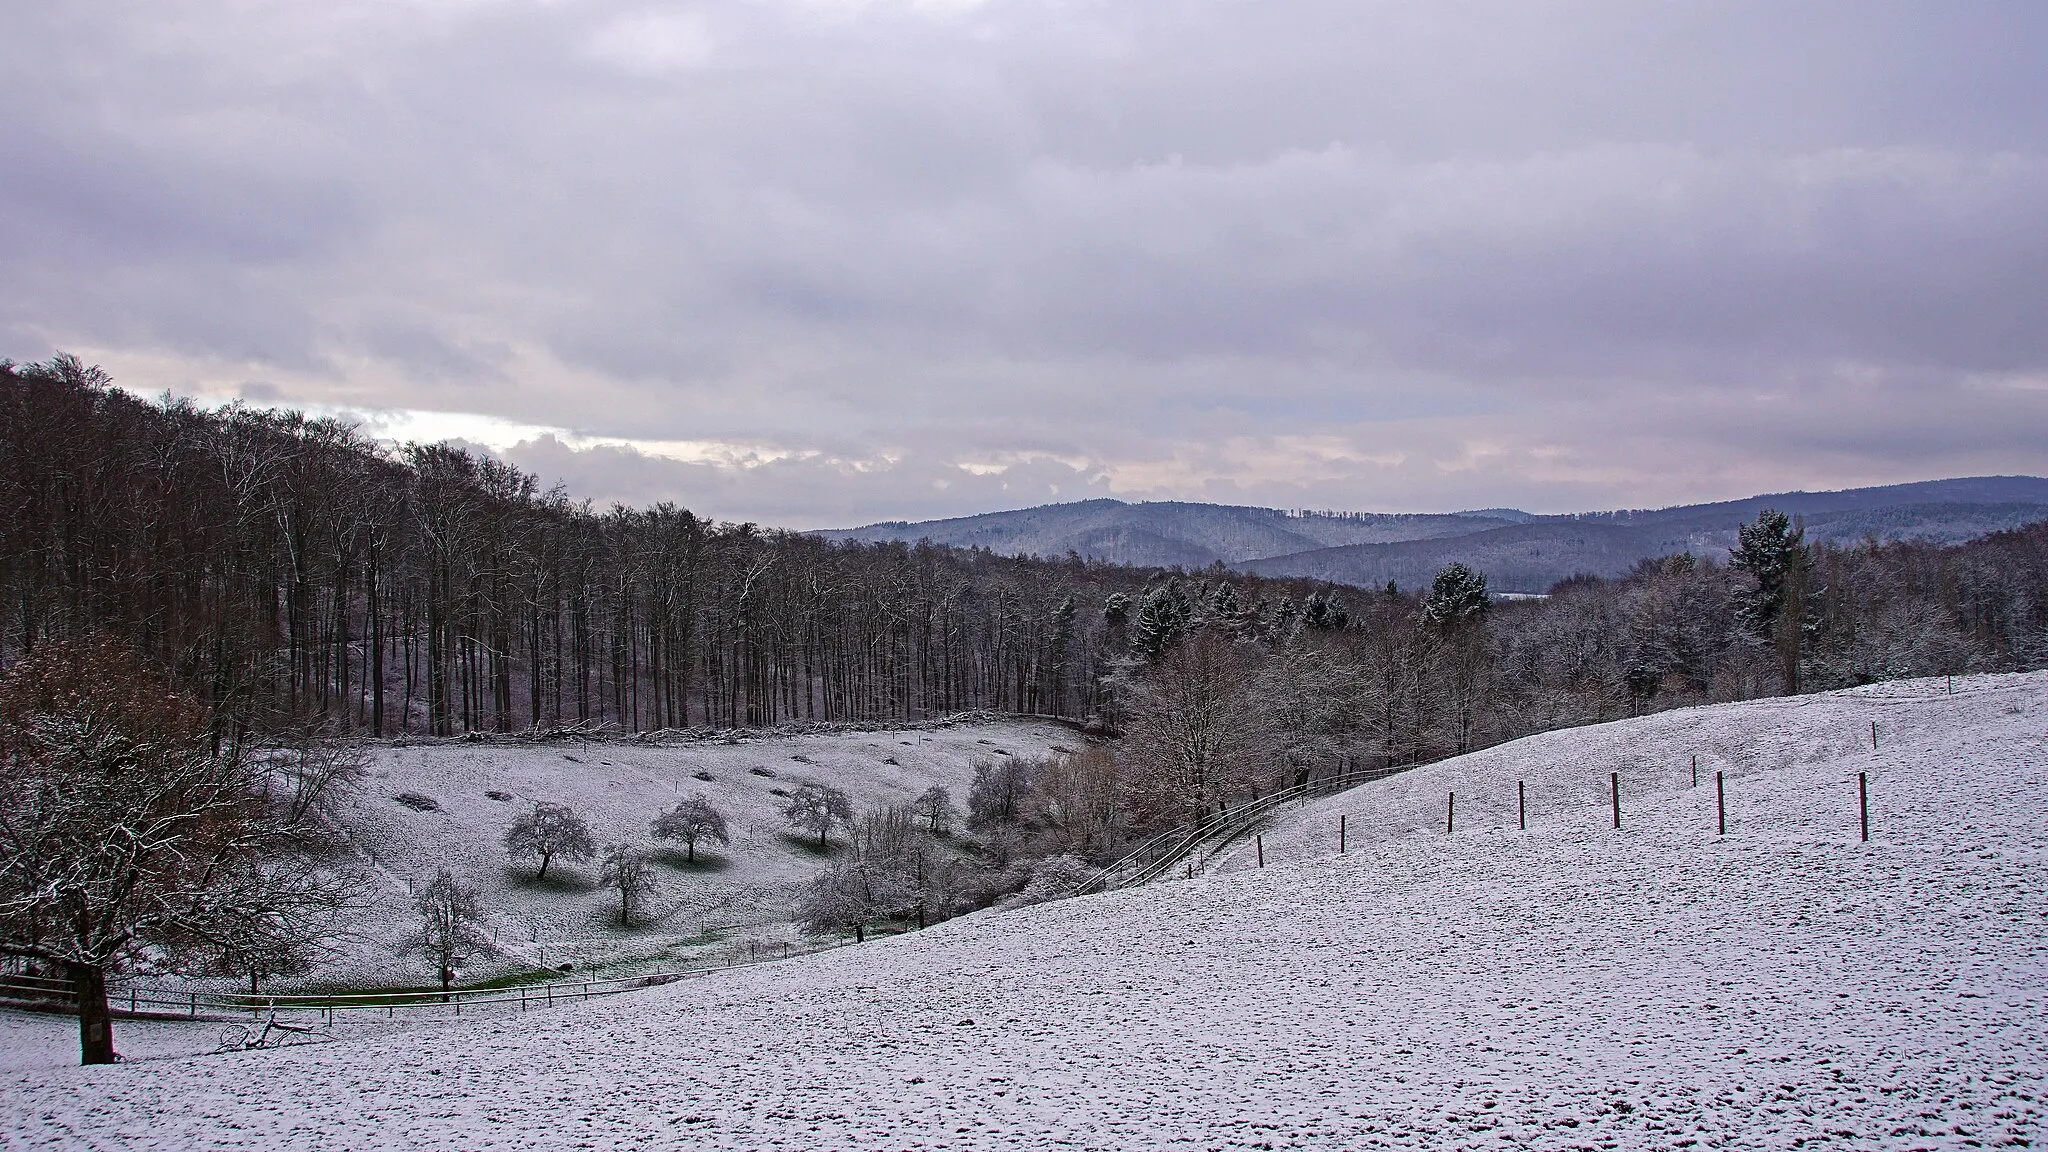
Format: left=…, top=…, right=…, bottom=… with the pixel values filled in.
left=306, top=719, right=1074, bottom=987
left=821, top=499, right=1509, bottom=568
left=1246, top=480, right=2048, bottom=592
left=827, top=477, right=2048, bottom=593
left=5, top=675, right=2044, bottom=1149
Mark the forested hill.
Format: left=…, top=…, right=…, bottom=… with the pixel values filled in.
left=819, top=501, right=1512, bottom=571
left=0, top=357, right=1333, bottom=738
left=826, top=479, right=2048, bottom=592
left=7, top=355, right=2047, bottom=755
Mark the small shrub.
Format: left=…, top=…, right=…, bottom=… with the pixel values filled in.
left=750, top=766, right=776, bottom=778
left=395, top=792, right=441, bottom=812
left=485, top=790, right=513, bottom=802
left=692, top=770, right=714, bottom=782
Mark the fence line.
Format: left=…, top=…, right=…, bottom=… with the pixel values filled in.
left=0, top=935, right=872, bottom=1023
left=1073, top=761, right=1416, bottom=897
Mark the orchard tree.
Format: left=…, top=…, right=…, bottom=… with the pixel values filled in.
left=410, top=868, right=489, bottom=998
left=0, top=640, right=351, bottom=1064
left=650, top=795, right=729, bottom=863
left=505, top=801, right=596, bottom=880
left=783, top=782, right=853, bottom=848
left=600, top=844, right=656, bottom=927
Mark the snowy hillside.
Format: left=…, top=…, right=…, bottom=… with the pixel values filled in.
left=5, top=674, right=2045, bottom=1149
left=314, top=718, right=1075, bottom=985
left=1206, top=672, right=2024, bottom=874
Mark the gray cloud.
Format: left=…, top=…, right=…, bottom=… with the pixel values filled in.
left=3, top=0, right=2044, bottom=525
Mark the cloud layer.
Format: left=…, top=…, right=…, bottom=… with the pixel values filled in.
left=5, top=0, right=2045, bottom=527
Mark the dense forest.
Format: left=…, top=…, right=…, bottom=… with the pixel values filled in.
left=0, top=356, right=1321, bottom=741
left=4, top=353, right=2046, bottom=778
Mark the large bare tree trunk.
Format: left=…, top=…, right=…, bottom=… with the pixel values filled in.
left=67, top=962, right=116, bottom=1065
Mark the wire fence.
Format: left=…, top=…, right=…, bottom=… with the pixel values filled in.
left=0, top=935, right=873, bottom=1025
left=1073, top=760, right=1418, bottom=896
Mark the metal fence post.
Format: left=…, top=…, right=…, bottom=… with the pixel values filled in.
left=1859, top=771, right=1869, bottom=842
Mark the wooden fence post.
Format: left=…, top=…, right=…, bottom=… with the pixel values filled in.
left=1518, top=781, right=1525, bottom=830
left=1611, top=772, right=1620, bottom=829
left=1339, top=813, right=1347, bottom=854
left=1256, top=835, right=1264, bottom=868
left=1716, top=771, right=1726, bottom=835
left=1859, top=772, right=1869, bottom=842
left=1691, top=755, right=1697, bottom=788
left=1447, top=792, right=1455, bottom=834
left=1871, top=720, right=1878, bottom=750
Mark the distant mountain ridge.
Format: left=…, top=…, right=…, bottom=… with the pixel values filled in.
left=820, top=476, right=2048, bottom=593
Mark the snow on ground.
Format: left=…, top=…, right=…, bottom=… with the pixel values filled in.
left=310, top=718, right=1074, bottom=985
left=5, top=674, right=2045, bottom=1149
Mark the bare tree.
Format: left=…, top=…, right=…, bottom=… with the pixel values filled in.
left=505, top=801, right=596, bottom=880
left=797, top=861, right=913, bottom=938
left=966, top=756, right=1037, bottom=828
left=410, top=868, right=490, bottom=999
left=268, top=725, right=370, bottom=829
left=1120, top=631, right=1272, bottom=822
left=911, top=785, right=956, bottom=837
left=783, top=782, right=853, bottom=848
left=599, top=844, right=655, bottom=927
left=0, top=640, right=353, bottom=1064
left=650, top=795, right=729, bottom=863
left=1030, top=746, right=1125, bottom=854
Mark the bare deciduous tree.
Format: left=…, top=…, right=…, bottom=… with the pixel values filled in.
left=966, top=756, right=1037, bottom=828
left=1120, top=631, right=1272, bottom=822
left=599, top=844, right=655, bottom=927
left=1030, top=746, right=1125, bottom=854
left=650, top=795, right=729, bottom=863
left=269, top=725, right=370, bottom=829
left=410, top=867, right=490, bottom=999
left=911, top=785, right=955, bottom=837
left=0, top=640, right=354, bottom=1064
left=505, top=801, right=596, bottom=880
left=783, top=782, right=852, bottom=848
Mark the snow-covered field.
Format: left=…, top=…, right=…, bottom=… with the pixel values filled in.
left=313, top=718, right=1075, bottom=984
left=5, top=674, right=2045, bottom=1149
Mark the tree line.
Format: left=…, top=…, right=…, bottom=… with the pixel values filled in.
left=0, top=356, right=1342, bottom=739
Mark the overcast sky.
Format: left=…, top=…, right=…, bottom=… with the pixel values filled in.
left=5, top=1, right=2045, bottom=528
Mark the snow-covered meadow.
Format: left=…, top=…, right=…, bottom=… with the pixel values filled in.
left=5, top=674, right=2045, bottom=1149
left=312, top=718, right=1076, bottom=984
